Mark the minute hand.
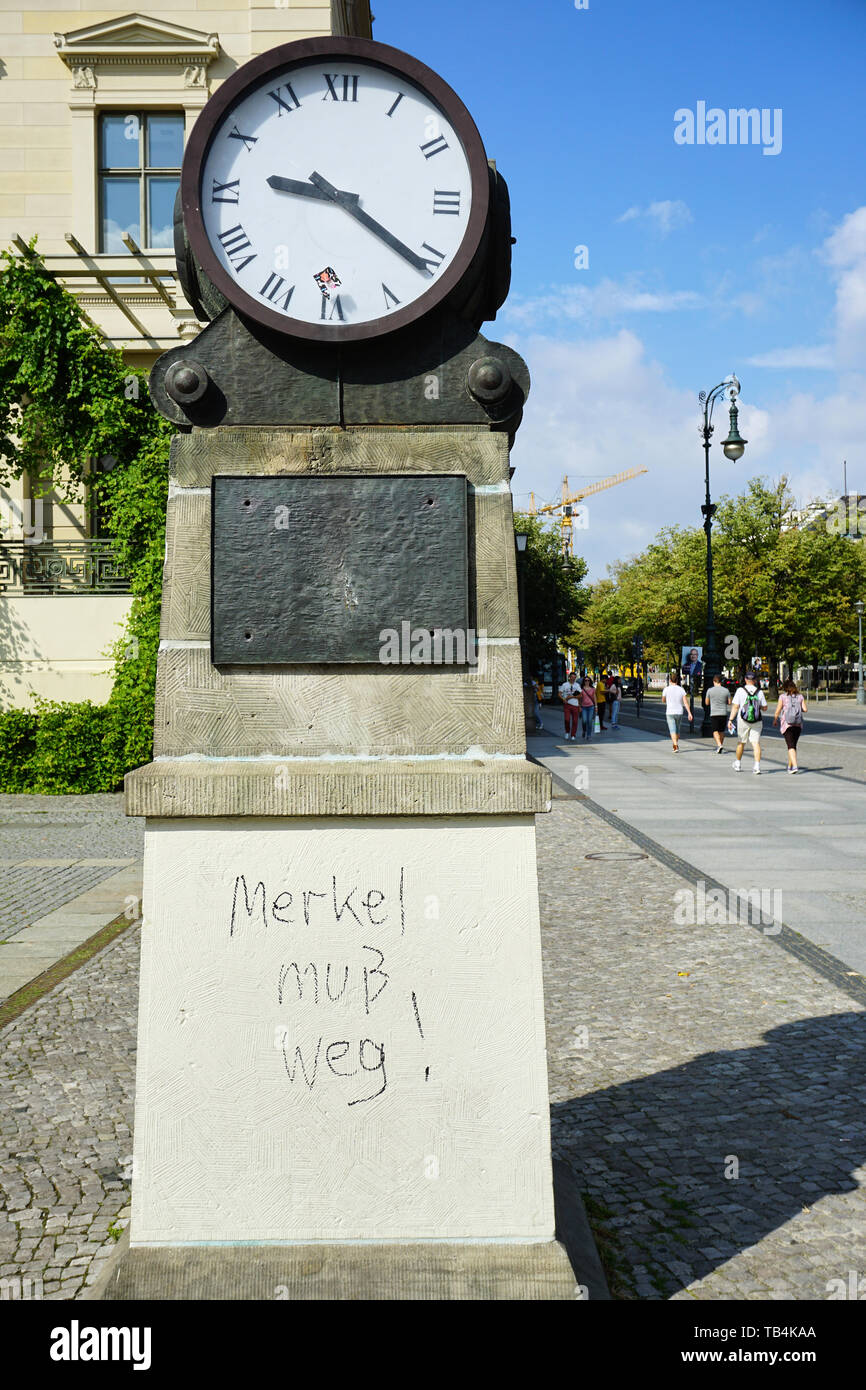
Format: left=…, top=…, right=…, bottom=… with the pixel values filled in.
left=308, top=170, right=435, bottom=278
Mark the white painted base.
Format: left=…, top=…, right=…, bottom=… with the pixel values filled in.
left=130, top=815, right=555, bottom=1244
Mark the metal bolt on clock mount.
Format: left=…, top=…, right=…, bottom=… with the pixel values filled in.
left=164, top=359, right=209, bottom=406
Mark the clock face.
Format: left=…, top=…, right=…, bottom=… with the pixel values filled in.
left=184, top=39, right=490, bottom=342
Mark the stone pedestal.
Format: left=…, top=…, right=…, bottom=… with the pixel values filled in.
left=107, top=426, right=578, bottom=1298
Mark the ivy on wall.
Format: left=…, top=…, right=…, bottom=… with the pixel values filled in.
left=0, top=241, right=172, bottom=792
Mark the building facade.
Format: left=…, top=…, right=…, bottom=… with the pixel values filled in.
left=0, top=1, right=372, bottom=707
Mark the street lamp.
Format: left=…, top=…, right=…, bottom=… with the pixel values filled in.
left=856, top=599, right=865, bottom=706
left=698, top=375, right=747, bottom=735
left=515, top=532, right=528, bottom=682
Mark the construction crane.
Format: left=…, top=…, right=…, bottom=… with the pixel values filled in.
left=528, top=467, right=649, bottom=556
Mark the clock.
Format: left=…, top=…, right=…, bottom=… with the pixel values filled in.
left=181, top=37, right=492, bottom=343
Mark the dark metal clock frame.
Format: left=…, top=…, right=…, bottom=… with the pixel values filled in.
left=181, top=36, right=492, bottom=344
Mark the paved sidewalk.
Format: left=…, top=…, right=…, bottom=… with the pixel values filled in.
left=0, top=795, right=144, bottom=1005
left=535, top=716, right=866, bottom=976
left=1, top=788, right=865, bottom=1300
left=0, top=926, right=139, bottom=1300
left=541, top=790, right=866, bottom=1300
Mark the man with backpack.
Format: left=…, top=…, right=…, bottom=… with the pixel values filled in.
left=728, top=669, right=768, bottom=773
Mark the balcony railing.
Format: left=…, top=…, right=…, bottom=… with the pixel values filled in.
left=0, top=539, right=131, bottom=596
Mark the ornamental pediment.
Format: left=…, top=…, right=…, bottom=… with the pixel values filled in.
left=54, top=13, right=220, bottom=67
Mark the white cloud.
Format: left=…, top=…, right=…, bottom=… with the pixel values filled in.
left=616, top=200, right=693, bottom=234
left=821, top=206, right=866, bottom=366
left=746, top=346, right=835, bottom=369
left=503, top=277, right=705, bottom=328
left=506, top=331, right=698, bottom=578
left=732, top=207, right=866, bottom=372
left=502, top=329, right=866, bottom=582
left=497, top=206, right=866, bottom=582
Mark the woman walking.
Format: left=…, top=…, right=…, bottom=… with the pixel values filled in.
left=704, top=674, right=730, bottom=753
left=560, top=672, right=581, bottom=742
left=579, top=676, right=597, bottom=741
left=662, top=671, right=692, bottom=751
left=773, top=679, right=807, bottom=773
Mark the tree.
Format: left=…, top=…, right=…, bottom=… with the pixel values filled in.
left=0, top=241, right=163, bottom=492
left=560, top=474, right=866, bottom=690
left=513, top=513, right=588, bottom=676
left=713, top=477, right=795, bottom=683
left=574, top=526, right=706, bottom=673
left=763, top=526, right=866, bottom=680
left=713, top=477, right=866, bottom=687
left=0, top=240, right=171, bottom=789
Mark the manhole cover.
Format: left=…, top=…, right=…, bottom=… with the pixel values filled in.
left=584, top=851, right=648, bottom=861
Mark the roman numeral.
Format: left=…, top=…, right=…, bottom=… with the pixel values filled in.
left=433, top=190, right=461, bottom=215
left=323, top=74, right=359, bottom=102
left=217, top=224, right=256, bottom=273
left=228, top=126, right=258, bottom=152
left=260, top=273, right=295, bottom=311
left=211, top=178, right=240, bottom=204
left=386, top=92, right=404, bottom=118
left=418, top=242, right=446, bottom=273
left=382, top=283, right=400, bottom=309
left=320, top=294, right=346, bottom=321
left=420, top=135, right=449, bottom=159
left=269, top=83, right=301, bottom=116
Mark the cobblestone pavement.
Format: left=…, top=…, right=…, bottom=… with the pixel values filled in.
left=540, top=793, right=866, bottom=1300
left=0, top=795, right=144, bottom=941
left=0, top=926, right=138, bottom=1300
left=1, top=793, right=865, bottom=1300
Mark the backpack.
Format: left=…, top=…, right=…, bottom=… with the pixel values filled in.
left=784, top=693, right=803, bottom=725
left=741, top=687, right=763, bottom=723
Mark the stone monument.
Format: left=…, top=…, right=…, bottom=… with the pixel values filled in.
left=104, top=35, right=579, bottom=1299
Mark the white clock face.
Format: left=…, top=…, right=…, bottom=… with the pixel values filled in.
left=198, top=56, right=476, bottom=334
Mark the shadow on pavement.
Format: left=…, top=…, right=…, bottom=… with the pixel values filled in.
left=552, top=1012, right=866, bottom=1298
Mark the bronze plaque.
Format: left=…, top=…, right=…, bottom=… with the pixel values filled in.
left=211, top=475, right=469, bottom=664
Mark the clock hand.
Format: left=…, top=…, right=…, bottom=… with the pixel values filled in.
left=308, top=170, right=434, bottom=278
left=267, top=174, right=359, bottom=204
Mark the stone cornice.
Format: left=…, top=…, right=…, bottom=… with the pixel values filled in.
left=54, top=13, right=220, bottom=69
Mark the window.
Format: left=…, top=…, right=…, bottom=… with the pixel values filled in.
left=98, top=111, right=184, bottom=252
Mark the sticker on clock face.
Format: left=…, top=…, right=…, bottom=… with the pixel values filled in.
left=314, top=266, right=342, bottom=300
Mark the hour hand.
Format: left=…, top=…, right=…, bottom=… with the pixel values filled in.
left=267, top=174, right=359, bottom=204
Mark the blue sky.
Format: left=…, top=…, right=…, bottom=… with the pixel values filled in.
left=373, top=0, right=866, bottom=578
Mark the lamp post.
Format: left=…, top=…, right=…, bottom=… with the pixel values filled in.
left=698, top=375, right=747, bottom=735
left=856, top=599, right=865, bottom=706
left=515, top=531, right=528, bottom=682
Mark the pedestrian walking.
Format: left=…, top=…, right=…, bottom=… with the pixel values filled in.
left=661, top=671, right=692, bottom=751
left=527, top=676, right=544, bottom=731
left=728, top=669, right=767, bottom=773
left=773, top=679, right=807, bottom=773
left=608, top=675, right=622, bottom=728
left=704, top=674, right=730, bottom=753
left=595, top=673, right=607, bottom=730
left=579, top=676, right=597, bottom=740
left=559, top=670, right=581, bottom=742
